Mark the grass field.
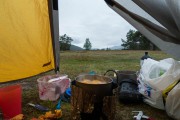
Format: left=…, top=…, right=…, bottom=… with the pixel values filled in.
left=0, top=50, right=175, bottom=120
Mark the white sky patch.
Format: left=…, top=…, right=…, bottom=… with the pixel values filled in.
left=58, top=0, right=135, bottom=49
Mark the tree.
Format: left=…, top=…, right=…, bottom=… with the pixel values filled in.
left=83, top=38, right=92, bottom=50
left=106, top=48, right=111, bottom=51
left=59, top=34, right=73, bottom=50
left=121, top=30, right=158, bottom=50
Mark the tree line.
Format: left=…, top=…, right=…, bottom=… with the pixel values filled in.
left=59, top=30, right=158, bottom=51
left=59, top=34, right=92, bottom=51
left=121, top=29, right=158, bottom=50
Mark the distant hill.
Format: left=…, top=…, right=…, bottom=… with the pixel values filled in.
left=70, top=44, right=84, bottom=51
left=92, top=45, right=123, bottom=50
left=109, top=45, right=123, bottom=50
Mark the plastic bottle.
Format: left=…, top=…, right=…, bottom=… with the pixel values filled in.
left=140, top=52, right=151, bottom=66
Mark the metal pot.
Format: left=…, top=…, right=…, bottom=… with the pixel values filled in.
left=75, top=74, right=115, bottom=102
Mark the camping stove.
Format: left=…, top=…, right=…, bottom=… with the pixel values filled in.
left=80, top=102, right=107, bottom=120
left=71, top=85, right=116, bottom=120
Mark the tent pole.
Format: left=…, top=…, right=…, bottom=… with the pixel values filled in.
left=48, top=0, right=60, bottom=73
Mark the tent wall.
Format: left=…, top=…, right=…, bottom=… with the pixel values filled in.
left=0, top=0, right=59, bottom=82
left=105, top=0, right=180, bottom=58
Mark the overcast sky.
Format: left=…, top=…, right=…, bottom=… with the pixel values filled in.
left=58, top=0, right=135, bottom=49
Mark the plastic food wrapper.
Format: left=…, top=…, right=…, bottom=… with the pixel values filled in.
left=37, top=74, right=70, bottom=101
left=137, top=58, right=180, bottom=110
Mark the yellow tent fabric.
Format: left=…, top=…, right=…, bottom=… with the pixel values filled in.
left=0, top=0, right=55, bottom=82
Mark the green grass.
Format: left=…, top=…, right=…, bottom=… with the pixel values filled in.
left=0, top=50, right=175, bottom=120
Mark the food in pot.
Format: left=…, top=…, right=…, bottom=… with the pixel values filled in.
left=80, top=79, right=107, bottom=84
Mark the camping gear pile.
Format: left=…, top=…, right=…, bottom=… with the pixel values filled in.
left=138, top=58, right=180, bottom=119
left=102, top=55, right=180, bottom=119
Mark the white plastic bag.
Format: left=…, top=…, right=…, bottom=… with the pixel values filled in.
left=138, top=71, right=165, bottom=110
left=166, top=82, right=180, bottom=120
left=138, top=58, right=180, bottom=110
left=143, top=58, right=180, bottom=90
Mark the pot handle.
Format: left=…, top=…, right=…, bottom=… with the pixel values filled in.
left=104, top=69, right=119, bottom=84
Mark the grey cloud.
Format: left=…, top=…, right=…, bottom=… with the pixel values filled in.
left=59, top=0, right=135, bottom=49
left=71, top=37, right=82, bottom=44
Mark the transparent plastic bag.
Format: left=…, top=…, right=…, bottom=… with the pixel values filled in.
left=37, top=74, right=70, bottom=101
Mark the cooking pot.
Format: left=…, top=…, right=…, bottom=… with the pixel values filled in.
left=75, top=74, right=117, bottom=102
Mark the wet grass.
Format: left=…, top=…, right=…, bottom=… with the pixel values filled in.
left=0, top=50, right=175, bottom=120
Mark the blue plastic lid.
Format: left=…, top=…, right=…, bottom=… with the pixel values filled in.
left=65, top=88, right=71, bottom=96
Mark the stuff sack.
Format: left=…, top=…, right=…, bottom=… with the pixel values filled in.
left=118, top=79, right=142, bottom=103
left=138, top=58, right=180, bottom=110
